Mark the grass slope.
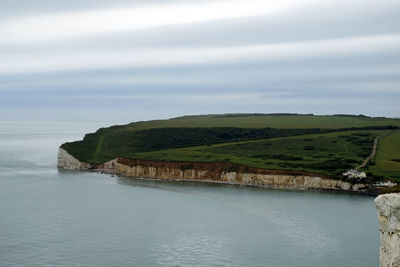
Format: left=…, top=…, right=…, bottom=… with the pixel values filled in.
left=122, top=113, right=400, bottom=130
left=61, top=114, right=400, bottom=180
left=368, top=131, right=400, bottom=180
left=135, top=130, right=386, bottom=178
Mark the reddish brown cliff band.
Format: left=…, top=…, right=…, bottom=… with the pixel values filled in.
left=58, top=148, right=372, bottom=194
left=115, top=157, right=331, bottom=179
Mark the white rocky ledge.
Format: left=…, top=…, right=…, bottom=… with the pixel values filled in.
left=375, top=193, right=400, bottom=267
left=57, top=148, right=91, bottom=170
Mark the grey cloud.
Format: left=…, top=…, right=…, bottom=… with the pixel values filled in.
left=0, top=0, right=184, bottom=20
left=0, top=0, right=399, bottom=120
left=1, top=0, right=399, bottom=52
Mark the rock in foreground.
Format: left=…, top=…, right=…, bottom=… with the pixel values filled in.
left=375, top=193, right=400, bottom=267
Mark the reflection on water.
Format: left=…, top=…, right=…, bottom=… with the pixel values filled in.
left=0, top=121, right=379, bottom=267
left=153, top=233, right=233, bottom=267
left=118, top=177, right=337, bottom=257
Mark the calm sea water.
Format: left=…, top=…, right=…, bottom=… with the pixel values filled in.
left=0, top=121, right=379, bottom=267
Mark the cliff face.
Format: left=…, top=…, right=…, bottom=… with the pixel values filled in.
left=375, top=193, right=400, bottom=267
left=57, top=148, right=368, bottom=192
left=57, top=148, right=91, bottom=170
left=96, top=156, right=367, bottom=192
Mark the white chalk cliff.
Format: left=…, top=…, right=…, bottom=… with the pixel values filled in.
left=57, top=148, right=91, bottom=170
left=375, top=193, right=400, bottom=267
left=57, top=148, right=369, bottom=193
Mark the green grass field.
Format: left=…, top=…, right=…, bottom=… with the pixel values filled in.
left=125, top=114, right=400, bottom=130
left=134, top=131, right=385, bottom=177
left=368, top=131, right=400, bottom=180
left=61, top=113, right=400, bottom=180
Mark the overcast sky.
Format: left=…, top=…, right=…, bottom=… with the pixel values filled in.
left=1, top=0, right=399, bottom=123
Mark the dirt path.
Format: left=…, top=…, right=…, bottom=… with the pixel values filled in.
left=356, top=138, right=378, bottom=170
left=356, top=131, right=395, bottom=170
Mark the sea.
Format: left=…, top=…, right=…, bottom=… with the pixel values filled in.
left=0, top=121, right=379, bottom=267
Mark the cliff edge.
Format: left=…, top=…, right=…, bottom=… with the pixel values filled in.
left=57, top=147, right=370, bottom=193
left=375, top=193, right=400, bottom=267
left=57, top=148, right=91, bottom=170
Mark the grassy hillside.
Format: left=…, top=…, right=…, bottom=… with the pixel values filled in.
left=134, top=130, right=386, bottom=177
left=61, top=113, right=400, bottom=180
left=120, top=113, right=400, bottom=130
left=368, top=131, right=400, bottom=179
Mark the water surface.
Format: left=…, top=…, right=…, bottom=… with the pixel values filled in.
left=0, top=121, right=379, bottom=266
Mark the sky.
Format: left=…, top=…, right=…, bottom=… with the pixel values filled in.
left=0, top=0, right=399, bottom=123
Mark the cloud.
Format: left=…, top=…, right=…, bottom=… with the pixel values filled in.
left=1, top=34, right=399, bottom=74
left=0, top=0, right=399, bottom=119
left=0, top=0, right=320, bottom=44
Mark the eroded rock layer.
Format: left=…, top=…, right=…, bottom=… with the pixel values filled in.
left=375, top=193, right=400, bottom=267
left=57, top=148, right=91, bottom=170
left=57, top=148, right=369, bottom=192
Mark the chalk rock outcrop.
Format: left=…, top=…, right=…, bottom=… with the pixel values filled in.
left=57, top=148, right=369, bottom=193
left=375, top=193, right=400, bottom=267
left=97, top=157, right=368, bottom=192
left=57, top=148, right=91, bottom=170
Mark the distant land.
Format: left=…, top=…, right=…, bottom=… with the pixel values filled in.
left=59, top=113, right=400, bottom=193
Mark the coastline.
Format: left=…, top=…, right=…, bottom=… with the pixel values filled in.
left=58, top=148, right=381, bottom=195
left=100, top=173, right=382, bottom=196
